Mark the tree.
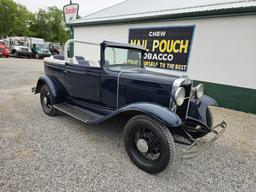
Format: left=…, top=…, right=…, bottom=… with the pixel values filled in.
left=29, top=7, right=70, bottom=44
left=0, top=1, right=70, bottom=44
left=0, top=0, right=32, bottom=37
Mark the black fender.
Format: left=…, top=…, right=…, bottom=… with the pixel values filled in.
left=34, top=74, right=62, bottom=103
left=96, top=102, right=182, bottom=128
left=188, top=95, right=217, bottom=125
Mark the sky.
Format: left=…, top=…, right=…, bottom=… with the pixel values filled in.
left=14, top=0, right=124, bottom=17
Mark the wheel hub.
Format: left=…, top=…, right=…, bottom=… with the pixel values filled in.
left=43, top=96, right=48, bottom=105
left=136, top=139, right=148, bottom=153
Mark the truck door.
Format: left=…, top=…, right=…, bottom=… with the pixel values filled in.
left=64, top=63, right=101, bottom=104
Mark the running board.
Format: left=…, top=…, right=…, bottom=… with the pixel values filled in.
left=53, top=103, right=103, bottom=123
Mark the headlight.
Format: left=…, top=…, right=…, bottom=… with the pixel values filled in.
left=174, top=87, right=185, bottom=106
left=195, top=84, right=204, bottom=99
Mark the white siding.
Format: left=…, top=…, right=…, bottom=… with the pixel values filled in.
left=74, top=15, right=256, bottom=90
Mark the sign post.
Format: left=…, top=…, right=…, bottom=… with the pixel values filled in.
left=63, top=0, right=79, bottom=57
left=63, top=0, right=79, bottom=24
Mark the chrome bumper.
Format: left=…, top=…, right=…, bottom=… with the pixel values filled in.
left=181, top=121, right=227, bottom=159
left=31, top=87, right=36, bottom=94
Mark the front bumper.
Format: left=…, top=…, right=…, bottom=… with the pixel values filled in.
left=180, top=121, right=227, bottom=159
left=17, top=51, right=32, bottom=57
left=0, top=52, right=9, bottom=57
left=31, top=87, right=36, bottom=93
left=39, top=53, right=51, bottom=58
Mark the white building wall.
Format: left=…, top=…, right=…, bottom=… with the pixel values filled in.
left=74, top=15, right=256, bottom=90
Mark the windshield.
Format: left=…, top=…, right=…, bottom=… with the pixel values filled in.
left=105, top=47, right=142, bottom=70
left=34, top=44, right=44, bottom=49
left=50, top=44, right=60, bottom=49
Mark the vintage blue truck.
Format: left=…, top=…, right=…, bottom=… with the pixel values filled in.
left=33, top=39, right=226, bottom=173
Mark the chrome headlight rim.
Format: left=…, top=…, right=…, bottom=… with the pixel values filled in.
left=195, top=84, right=204, bottom=99
left=174, top=87, right=185, bottom=106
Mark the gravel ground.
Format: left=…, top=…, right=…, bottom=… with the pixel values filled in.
left=0, top=57, right=256, bottom=192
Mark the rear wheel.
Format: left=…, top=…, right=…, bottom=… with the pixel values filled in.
left=123, top=115, right=175, bottom=173
left=40, top=84, right=57, bottom=116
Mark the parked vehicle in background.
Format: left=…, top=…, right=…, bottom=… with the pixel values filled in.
left=0, top=40, right=10, bottom=58
left=49, top=43, right=63, bottom=55
left=6, top=37, right=32, bottom=58
left=12, top=45, right=32, bottom=58
left=30, top=38, right=51, bottom=59
left=5, top=37, right=51, bottom=59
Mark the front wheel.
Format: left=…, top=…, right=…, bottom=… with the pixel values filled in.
left=206, top=107, right=213, bottom=128
left=123, top=115, right=175, bottom=173
left=14, top=51, right=19, bottom=58
left=40, top=84, right=57, bottom=116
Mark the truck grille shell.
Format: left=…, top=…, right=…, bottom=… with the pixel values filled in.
left=20, top=48, right=29, bottom=52
left=176, top=84, right=192, bottom=120
left=170, top=77, right=192, bottom=120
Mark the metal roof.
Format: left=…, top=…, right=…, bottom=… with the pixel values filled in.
left=71, top=0, right=256, bottom=26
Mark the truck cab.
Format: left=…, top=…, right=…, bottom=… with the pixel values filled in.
left=30, top=38, right=51, bottom=59
left=6, top=37, right=33, bottom=58
left=0, top=40, right=10, bottom=58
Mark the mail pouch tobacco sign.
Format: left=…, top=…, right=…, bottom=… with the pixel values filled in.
left=129, top=26, right=195, bottom=71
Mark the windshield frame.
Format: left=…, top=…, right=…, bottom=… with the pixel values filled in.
left=101, top=41, right=146, bottom=70
left=34, top=44, right=44, bottom=49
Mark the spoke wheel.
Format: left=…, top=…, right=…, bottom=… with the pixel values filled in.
left=124, top=115, right=175, bottom=173
left=135, top=127, right=161, bottom=161
left=40, top=85, right=57, bottom=116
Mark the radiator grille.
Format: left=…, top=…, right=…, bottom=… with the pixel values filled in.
left=176, top=84, right=192, bottom=120
left=20, top=48, right=29, bottom=52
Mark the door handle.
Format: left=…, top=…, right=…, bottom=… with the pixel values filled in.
left=64, top=70, right=69, bottom=74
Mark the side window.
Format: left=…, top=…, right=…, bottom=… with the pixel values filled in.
left=71, top=42, right=101, bottom=68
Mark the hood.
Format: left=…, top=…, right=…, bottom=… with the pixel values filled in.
left=14, top=45, right=29, bottom=49
left=120, top=67, right=179, bottom=86
left=117, top=67, right=180, bottom=108
left=36, top=48, right=50, bottom=52
left=14, top=46, right=31, bottom=52
left=42, top=49, right=50, bottom=52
